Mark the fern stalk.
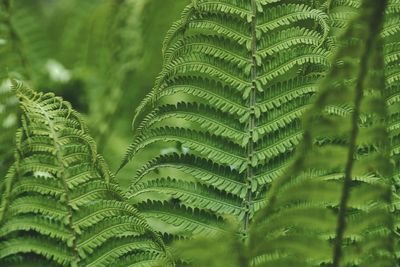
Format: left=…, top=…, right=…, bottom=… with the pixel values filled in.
left=332, top=1, right=388, bottom=265
left=250, top=0, right=394, bottom=265
left=243, top=0, right=258, bottom=236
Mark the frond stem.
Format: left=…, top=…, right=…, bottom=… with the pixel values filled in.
left=243, top=0, right=258, bottom=238
left=332, top=1, right=387, bottom=265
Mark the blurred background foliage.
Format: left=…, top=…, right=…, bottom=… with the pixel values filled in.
left=0, top=0, right=190, bottom=185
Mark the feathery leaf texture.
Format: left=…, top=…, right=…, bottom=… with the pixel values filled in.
left=79, top=0, right=149, bottom=149
left=122, top=0, right=330, bottom=238
left=0, top=0, right=33, bottom=178
left=250, top=1, right=395, bottom=266
left=0, top=82, right=170, bottom=266
left=383, top=0, right=400, bottom=259
left=0, top=80, right=18, bottom=178
left=332, top=0, right=400, bottom=259
left=0, top=0, right=52, bottom=83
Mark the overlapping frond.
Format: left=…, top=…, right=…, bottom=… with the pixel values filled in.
left=0, top=0, right=58, bottom=177
left=121, top=0, right=330, bottom=238
left=0, top=0, right=52, bottom=83
left=0, top=0, right=29, bottom=81
left=250, top=1, right=395, bottom=266
left=383, top=0, right=400, bottom=259
left=79, top=0, right=148, bottom=149
left=0, top=80, right=17, bottom=178
left=326, top=0, right=400, bottom=259
left=0, top=0, right=33, bottom=178
left=327, top=0, right=360, bottom=41
left=0, top=82, right=170, bottom=266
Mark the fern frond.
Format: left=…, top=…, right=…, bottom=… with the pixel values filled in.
left=327, top=0, right=360, bottom=39
left=130, top=177, right=245, bottom=218
left=0, top=0, right=52, bottom=83
left=0, top=237, right=74, bottom=265
left=129, top=127, right=247, bottom=172
left=250, top=1, right=394, bottom=266
left=0, top=82, right=171, bottom=266
left=135, top=153, right=247, bottom=198
left=86, top=0, right=149, bottom=149
left=123, top=0, right=330, bottom=239
left=383, top=0, right=400, bottom=259
left=137, top=201, right=226, bottom=236
left=135, top=102, right=247, bottom=146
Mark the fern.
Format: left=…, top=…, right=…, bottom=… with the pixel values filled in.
left=86, top=0, right=148, bottom=150
left=330, top=0, right=400, bottom=259
left=120, top=0, right=331, bottom=238
left=0, top=0, right=30, bottom=80
left=49, top=0, right=128, bottom=147
left=172, top=221, right=247, bottom=267
left=0, top=81, right=171, bottom=266
left=0, top=0, right=56, bottom=177
left=384, top=0, right=400, bottom=259
left=250, top=0, right=395, bottom=266
left=0, top=0, right=52, bottom=84
left=0, top=80, right=18, bottom=178
left=0, top=0, right=28, bottom=178
left=326, top=0, right=360, bottom=40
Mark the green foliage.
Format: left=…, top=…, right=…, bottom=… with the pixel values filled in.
left=0, top=0, right=50, bottom=83
left=0, top=82, right=170, bottom=266
left=47, top=0, right=190, bottom=151
left=0, top=0, right=44, bottom=177
left=2, top=0, right=400, bottom=266
left=0, top=80, right=17, bottom=177
left=172, top=222, right=247, bottom=267
left=250, top=0, right=394, bottom=266
left=52, top=0, right=144, bottom=149
left=384, top=0, right=400, bottom=258
left=328, top=0, right=400, bottom=260
left=172, top=1, right=398, bottom=266
left=121, top=0, right=332, bottom=239
left=0, top=0, right=188, bottom=178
